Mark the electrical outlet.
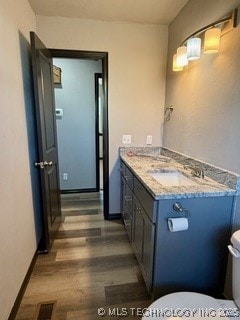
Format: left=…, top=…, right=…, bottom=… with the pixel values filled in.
left=63, top=173, right=68, bottom=181
left=122, top=135, right=132, bottom=144
left=146, top=135, right=152, bottom=145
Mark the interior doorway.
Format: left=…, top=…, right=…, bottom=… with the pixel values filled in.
left=50, top=49, right=109, bottom=219
left=53, top=58, right=101, bottom=193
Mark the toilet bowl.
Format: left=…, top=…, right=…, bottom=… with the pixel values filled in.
left=142, top=230, right=240, bottom=320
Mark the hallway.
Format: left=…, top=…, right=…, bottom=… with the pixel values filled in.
left=16, top=193, right=151, bottom=319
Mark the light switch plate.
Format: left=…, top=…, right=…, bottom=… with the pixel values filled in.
left=56, top=108, right=63, bottom=119
left=146, top=135, right=152, bottom=145
left=122, top=135, right=132, bottom=144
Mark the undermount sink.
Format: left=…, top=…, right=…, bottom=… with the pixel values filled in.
left=149, top=171, right=199, bottom=187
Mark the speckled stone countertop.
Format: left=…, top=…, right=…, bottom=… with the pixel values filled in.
left=120, top=147, right=239, bottom=200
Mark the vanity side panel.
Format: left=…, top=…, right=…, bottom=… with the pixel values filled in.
left=153, top=196, right=234, bottom=299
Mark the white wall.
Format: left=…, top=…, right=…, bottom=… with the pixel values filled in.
left=164, top=0, right=240, bottom=174
left=0, top=0, right=36, bottom=319
left=36, top=16, right=168, bottom=213
left=54, top=58, right=102, bottom=190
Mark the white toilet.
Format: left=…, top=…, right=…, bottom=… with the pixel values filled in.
left=143, top=230, right=240, bottom=320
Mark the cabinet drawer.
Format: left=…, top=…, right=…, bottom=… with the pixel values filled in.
left=125, top=167, right=134, bottom=190
left=121, top=161, right=134, bottom=190
left=123, top=182, right=133, bottom=213
left=122, top=206, right=132, bottom=242
left=134, top=177, right=157, bottom=223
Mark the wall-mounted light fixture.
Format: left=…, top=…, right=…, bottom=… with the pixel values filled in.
left=172, top=9, right=238, bottom=72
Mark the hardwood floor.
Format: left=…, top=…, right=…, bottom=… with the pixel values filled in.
left=15, top=193, right=151, bottom=320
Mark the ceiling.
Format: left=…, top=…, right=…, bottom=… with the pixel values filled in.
left=27, top=0, right=189, bottom=25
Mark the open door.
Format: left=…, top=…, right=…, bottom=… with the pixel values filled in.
left=30, top=32, right=61, bottom=252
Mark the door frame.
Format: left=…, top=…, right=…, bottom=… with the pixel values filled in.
left=50, top=49, right=109, bottom=219
left=95, top=73, right=103, bottom=192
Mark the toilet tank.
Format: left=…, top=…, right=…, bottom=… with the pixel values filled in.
left=229, top=230, right=240, bottom=309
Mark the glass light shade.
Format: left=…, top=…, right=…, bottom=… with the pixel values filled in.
left=187, top=37, right=201, bottom=60
left=172, top=53, right=183, bottom=71
left=204, top=28, right=221, bottom=54
left=176, top=46, right=188, bottom=67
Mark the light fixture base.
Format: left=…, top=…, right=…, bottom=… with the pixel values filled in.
left=221, top=8, right=238, bottom=36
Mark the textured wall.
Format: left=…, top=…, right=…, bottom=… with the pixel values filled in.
left=0, top=0, right=37, bottom=319
left=164, top=0, right=240, bottom=174
left=36, top=16, right=168, bottom=213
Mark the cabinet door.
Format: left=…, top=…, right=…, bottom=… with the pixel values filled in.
left=132, top=197, right=155, bottom=292
left=142, top=210, right=155, bottom=291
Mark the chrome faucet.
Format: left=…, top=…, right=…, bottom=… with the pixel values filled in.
left=184, top=165, right=205, bottom=179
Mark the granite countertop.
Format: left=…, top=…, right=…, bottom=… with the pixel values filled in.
left=120, top=152, right=237, bottom=200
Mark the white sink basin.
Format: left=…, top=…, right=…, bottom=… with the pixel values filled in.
left=149, top=171, right=198, bottom=187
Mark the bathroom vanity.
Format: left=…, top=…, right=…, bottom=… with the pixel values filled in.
left=120, top=148, right=239, bottom=299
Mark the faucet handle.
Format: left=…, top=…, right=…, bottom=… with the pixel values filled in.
left=183, top=164, right=204, bottom=179
left=198, top=169, right=205, bottom=179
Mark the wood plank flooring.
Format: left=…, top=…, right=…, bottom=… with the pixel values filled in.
left=15, top=193, right=151, bottom=320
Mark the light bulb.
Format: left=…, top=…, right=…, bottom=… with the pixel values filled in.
left=176, top=46, right=188, bottom=67
left=187, top=37, right=201, bottom=60
left=172, top=53, right=183, bottom=71
left=204, top=28, right=221, bottom=54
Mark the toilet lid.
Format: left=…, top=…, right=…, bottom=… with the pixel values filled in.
left=142, top=292, right=227, bottom=320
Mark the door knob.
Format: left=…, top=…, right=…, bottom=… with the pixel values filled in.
left=44, top=161, right=53, bottom=167
left=35, top=161, right=53, bottom=169
left=34, top=161, right=44, bottom=169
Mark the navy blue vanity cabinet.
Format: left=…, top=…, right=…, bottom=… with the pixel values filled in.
left=152, top=196, right=234, bottom=299
left=120, top=160, right=234, bottom=299
left=120, top=161, right=134, bottom=241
